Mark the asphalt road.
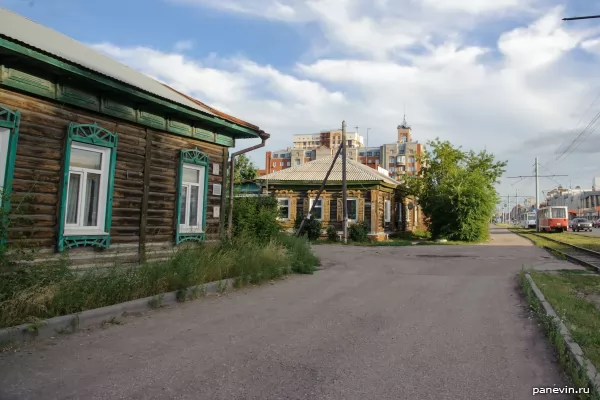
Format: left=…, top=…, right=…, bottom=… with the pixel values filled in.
left=571, top=228, right=600, bottom=237
left=0, top=227, right=582, bottom=400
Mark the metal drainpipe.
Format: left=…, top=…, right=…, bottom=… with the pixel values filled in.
left=227, top=131, right=269, bottom=238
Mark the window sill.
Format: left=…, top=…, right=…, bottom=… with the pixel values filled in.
left=64, top=230, right=108, bottom=236
left=179, top=228, right=205, bottom=234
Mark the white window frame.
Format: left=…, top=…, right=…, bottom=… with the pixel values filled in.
left=384, top=200, right=391, bottom=223
left=64, top=142, right=111, bottom=236
left=309, top=198, right=323, bottom=221
left=179, top=163, right=206, bottom=234
left=0, top=128, right=10, bottom=193
left=347, top=198, right=358, bottom=222
left=277, top=197, right=290, bottom=220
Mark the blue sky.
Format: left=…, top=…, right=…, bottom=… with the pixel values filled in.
left=3, top=0, right=600, bottom=207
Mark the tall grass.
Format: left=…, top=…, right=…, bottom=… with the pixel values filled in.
left=0, top=234, right=318, bottom=329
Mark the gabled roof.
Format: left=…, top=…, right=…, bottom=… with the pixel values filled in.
left=256, top=156, right=400, bottom=186
left=0, top=8, right=259, bottom=132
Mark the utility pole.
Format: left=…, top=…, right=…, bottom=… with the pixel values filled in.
left=342, top=121, right=348, bottom=244
left=366, top=128, right=370, bottom=149
left=535, top=157, right=539, bottom=232
left=505, top=157, right=567, bottom=232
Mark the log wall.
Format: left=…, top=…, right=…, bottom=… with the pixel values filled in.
left=0, top=88, right=228, bottom=267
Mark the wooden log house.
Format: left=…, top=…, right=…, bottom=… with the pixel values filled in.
left=256, top=156, right=424, bottom=240
left=0, top=9, right=268, bottom=267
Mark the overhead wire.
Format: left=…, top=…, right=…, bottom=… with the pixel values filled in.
left=555, top=87, right=600, bottom=159
left=556, top=107, right=600, bottom=164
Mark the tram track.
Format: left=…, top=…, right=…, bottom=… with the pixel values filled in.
left=529, top=232, right=600, bottom=272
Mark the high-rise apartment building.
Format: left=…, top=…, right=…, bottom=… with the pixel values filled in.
left=261, top=116, right=423, bottom=179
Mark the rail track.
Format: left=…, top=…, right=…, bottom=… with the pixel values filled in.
left=529, top=232, right=600, bottom=272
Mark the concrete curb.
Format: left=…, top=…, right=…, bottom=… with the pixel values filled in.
left=0, top=277, right=237, bottom=346
left=524, top=272, right=600, bottom=391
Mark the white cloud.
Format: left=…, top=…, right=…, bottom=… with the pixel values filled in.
left=105, top=1, right=600, bottom=198
left=498, top=7, right=584, bottom=71
left=174, top=40, right=194, bottom=52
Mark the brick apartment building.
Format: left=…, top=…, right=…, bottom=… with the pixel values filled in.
left=260, top=116, right=423, bottom=180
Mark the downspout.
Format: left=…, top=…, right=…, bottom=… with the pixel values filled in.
left=227, top=130, right=270, bottom=238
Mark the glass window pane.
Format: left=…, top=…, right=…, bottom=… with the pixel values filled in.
left=189, top=185, right=199, bottom=226
left=66, top=173, right=81, bottom=224
left=347, top=199, right=357, bottom=220
left=71, top=147, right=102, bottom=170
left=180, top=186, right=188, bottom=224
left=183, top=167, right=200, bottom=183
left=83, top=173, right=101, bottom=227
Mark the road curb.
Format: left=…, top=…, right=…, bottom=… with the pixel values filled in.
left=0, top=277, right=237, bottom=347
left=524, top=272, right=600, bottom=391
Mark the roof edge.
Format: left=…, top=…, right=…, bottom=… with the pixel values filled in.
left=0, top=35, right=262, bottom=138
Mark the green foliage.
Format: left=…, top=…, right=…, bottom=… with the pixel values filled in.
left=349, top=221, right=370, bottom=242
left=294, top=213, right=322, bottom=241
left=326, top=225, right=338, bottom=242
left=232, top=154, right=258, bottom=184
left=405, top=138, right=506, bottom=242
left=231, top=196, right=280, bottom=242
left=0, top=234, right=320, bottom=328
left=0, top=189, right=320, bottom=328
left=275, top=233, right=319, bottom=274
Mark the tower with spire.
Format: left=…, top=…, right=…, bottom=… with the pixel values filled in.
left=397, top=113, right=412, bottom=143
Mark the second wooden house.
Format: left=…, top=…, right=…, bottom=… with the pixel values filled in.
left=256, top=156, right=424, bottom=239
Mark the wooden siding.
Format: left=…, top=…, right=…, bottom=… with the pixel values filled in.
left=269, top=185, right=406, bottom=236
left=146, top=130, right=224, bottom=244
left=0, top=87, right=228, bottom=267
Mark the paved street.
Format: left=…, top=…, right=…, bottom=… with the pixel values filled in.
left=0, top=227, right=582, bottom=400
left=571, top=228, right=600, bottom=237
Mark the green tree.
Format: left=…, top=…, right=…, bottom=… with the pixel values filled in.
left=405, top=138, right=507, bottom=242
left=233, top=154, right=258, bottom=184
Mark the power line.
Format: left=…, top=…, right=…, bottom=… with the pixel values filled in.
left=556, top=109, right=600, bottom=163
left=563, top=14, right=600, bottom=21
left=554, top=90, right=600, bottom=160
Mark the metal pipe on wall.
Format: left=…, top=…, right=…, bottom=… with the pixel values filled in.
left=227, top=131, right=269, bottom=238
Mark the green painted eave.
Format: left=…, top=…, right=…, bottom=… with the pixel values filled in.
left=0, top=36, right=260, bottom=139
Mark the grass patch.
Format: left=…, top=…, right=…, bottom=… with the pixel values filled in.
left=529, top=270, right=600, bottom=374
left=511, top=228, right=600, bottom=252
left=0, top=234, right=318, bottom=329
left=520, top=270, right=600, bottom=398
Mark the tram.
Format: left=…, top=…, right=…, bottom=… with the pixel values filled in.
left=520, top=212, right=537, bottom=229
left=537, top=206, right=569, bottom=232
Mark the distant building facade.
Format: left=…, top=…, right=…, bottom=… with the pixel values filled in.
left=263, top=115, right=424, bottom=179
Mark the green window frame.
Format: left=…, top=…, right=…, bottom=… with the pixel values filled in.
left=0, top=104, right=21, bottom=242
left=176, top=148, right=209, bottom=244
left=57, top=122, right=118, bottom=251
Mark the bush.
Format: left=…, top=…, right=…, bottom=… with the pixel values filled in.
left=231, top=196, right=280, bottom=242
left=326, top=225, right=338, bottom=242
left=0, top=234, right=319, bottom=328
left=294, top=213, right=322, bottom=241
left=275, top=233, right=319, bottom=274
left=349, top=221, right=370, bottom=242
